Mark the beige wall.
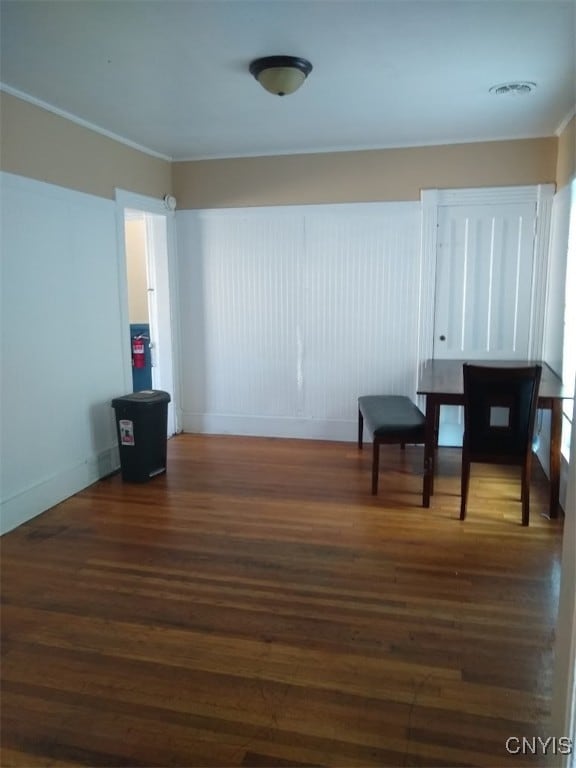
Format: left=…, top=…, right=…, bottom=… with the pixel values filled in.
left=172, top=138, right=557, bottom=209
left=1, top=89, right=567, bottom=207
left=125, top=218, right=149, bottom=324
left=556, top=113, right=576, bottom=189
left=0, top=91, right=172, bottom=200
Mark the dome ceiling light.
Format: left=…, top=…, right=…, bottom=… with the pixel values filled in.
left=249, top=55, right=313, bottom=96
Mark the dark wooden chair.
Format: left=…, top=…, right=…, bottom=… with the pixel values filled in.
left=358, top=395, right=426, bottom=502
left=460, top=364, right=542, bottom=526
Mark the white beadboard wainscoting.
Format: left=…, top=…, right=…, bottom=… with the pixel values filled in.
left=0, top=171, right=568, bottom=536
left=177, top=202, right=422, bottom=441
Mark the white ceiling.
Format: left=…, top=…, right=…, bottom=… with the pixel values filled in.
left=1, top=0, right=575, bottom=161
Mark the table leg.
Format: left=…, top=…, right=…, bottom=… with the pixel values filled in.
left=423, top=398, right=437, bottom=508
left=433, top=403, right=441, bottom=494
left=549, top=400, right=562, bottom=519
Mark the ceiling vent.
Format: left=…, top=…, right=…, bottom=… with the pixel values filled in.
left=489, top=81, right=537, bottom=96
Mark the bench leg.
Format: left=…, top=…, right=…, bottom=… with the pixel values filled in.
left=358, top=410, right=364, bottom=450
left=371, top=440, right=380, bottom=494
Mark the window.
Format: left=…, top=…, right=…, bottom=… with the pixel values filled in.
left=561, top=178, right=576, bottom=459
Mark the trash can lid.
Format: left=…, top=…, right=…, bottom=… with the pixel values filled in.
left=112, top=390, right=171, bottom=407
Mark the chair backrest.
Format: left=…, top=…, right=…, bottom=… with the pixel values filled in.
left=462, top=364, right=542, bottom=463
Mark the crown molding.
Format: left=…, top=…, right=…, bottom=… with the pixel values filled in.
left=555, top=105, right=576, bottom=136
left=0, top=83, right=172, bottom=162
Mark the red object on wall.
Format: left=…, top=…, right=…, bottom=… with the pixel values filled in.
left=131, top=336, right=146, bottom=368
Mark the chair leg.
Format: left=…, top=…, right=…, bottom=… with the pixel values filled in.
left=371, top=440, right=380, bottom=495
left=460, top=456, right=470, bottom=520
left=358, top=410, right=364, bottom=450
left=521, top=457, right=531, bottom=526
left=420, top=448, right=426, bottom=507
left=521, top=486, right=530, bottom=526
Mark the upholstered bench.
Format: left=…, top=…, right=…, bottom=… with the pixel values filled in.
left=358, top=395, right=426, bottom=502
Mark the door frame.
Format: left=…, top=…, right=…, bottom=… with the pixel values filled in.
left=419, top=184, right=555, bottom=367
left=115, top=188, right=181, bottom=434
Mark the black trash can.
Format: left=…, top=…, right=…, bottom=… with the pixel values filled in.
left=111, top=390, right=171, bottom=482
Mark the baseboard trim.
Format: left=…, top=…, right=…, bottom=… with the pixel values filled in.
left=1, top=446, right=120, bottom=535
left=180, top=412, right=357, bottom=443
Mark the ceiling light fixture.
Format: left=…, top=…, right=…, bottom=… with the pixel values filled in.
left=489, top=81, right=537, bottom=96
left=249, top=55, right=313, bottom=96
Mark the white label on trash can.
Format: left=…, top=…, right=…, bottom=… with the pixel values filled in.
left=119, top=419, right=135, bottom=446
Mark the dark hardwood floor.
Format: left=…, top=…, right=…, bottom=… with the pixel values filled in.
left=1, top=434, right=565, bottom=767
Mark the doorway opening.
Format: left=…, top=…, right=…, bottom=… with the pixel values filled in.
left=124, top=210, right=152, bottom=391
left=119, top=197, right=178, bottom=437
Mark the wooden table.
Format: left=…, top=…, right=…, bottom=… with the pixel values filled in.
left=417, top=359, right=569, bottom=517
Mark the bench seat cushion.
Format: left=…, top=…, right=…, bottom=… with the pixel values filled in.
left=358, top=395, right=425, bottom=442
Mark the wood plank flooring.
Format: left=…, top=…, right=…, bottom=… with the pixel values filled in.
left=1, top=434, right=565, bottom=767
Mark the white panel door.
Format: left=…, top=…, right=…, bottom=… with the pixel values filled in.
left=433, top=201, right=537, bottom=443
left=434, top=202, right=536, bottom=359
